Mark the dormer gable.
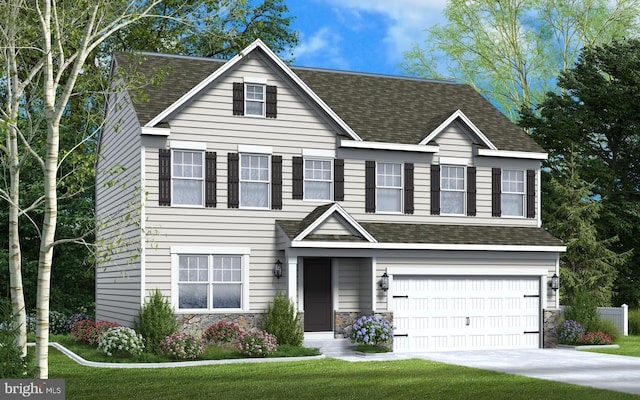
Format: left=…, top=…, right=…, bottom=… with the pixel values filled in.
left=420, top=109, right=496, bottom=150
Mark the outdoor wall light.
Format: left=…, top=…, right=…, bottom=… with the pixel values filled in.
left=380, top=272, right=389, bottom=292
left=550, top=273, right=559, bottom=291
left=274, top=259, right=283, bottom=279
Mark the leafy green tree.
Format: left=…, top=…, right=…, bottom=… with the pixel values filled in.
left=520, top=39, right=640, bottom=307
left=403, top=0, right=640, bottom=119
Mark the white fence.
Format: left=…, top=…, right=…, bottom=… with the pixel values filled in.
left=561, top=304, right=628, bottom=336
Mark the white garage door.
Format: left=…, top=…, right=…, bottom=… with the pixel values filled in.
left=392, top=276, right=541, bottom=352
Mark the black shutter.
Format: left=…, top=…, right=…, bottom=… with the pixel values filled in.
left=526, top=169, right=536, bottom=218
left=266, top=85, right=277, bottom=118
left=404, top=163, right=414, bottom=214
left=159, top=149, right=171, bottom=206
left=205, top=152, right=216, bottom=208
left=233, top=82, right=244, bottom=115
left=430, top=164, right=440, bottom=215
left=334, top=158, right=344, bottom=201
left=228, top=153, right=239, bottom=208
left=272, top=155, right=282, bottom=209
left=467, top=166, right=476, bottom=216
left=492, top=168, right=502, bottom=217
left=365, top=160, right=375, bottom=213
left=292, top=156, right=303, bottom=199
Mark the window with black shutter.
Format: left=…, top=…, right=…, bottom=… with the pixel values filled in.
left=266, top=85, right=277, bottom=118
left=292, top=156, right=303, bottom=199
left=430, top=164, right=440, bottom=215
left=467, top=166, right=476, bottom=216
left=233, top=83, right=244, bottom=115
left=365, top=161, right=375, bottom=213
left=159, top=149, right=171, bottom=206
left=228, top=153, right=239, bottom=208
left=272, top=155, right=282, bottom=209
left=334, top=159, right=344, bottom=201
left=492, top=168, right=502, bottom=217
left=205, top=152, right=217, bottom=208
left=404, top=163, right=414, bottom=214
left=526, top=169, right=535, bottom=218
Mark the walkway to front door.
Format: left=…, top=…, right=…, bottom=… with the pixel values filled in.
left=303, top=258, right=332, bottom=332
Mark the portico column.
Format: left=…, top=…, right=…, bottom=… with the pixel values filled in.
left=286, top=254, right=298, bottom=309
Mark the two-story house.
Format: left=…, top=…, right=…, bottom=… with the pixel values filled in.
left=96, top=40, right=564, bottom=352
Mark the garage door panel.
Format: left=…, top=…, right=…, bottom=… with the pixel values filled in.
left=391, top=276, right=541, bottom=352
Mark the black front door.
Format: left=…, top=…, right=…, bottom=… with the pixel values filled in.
left=303, top=258, right=332, bottom=332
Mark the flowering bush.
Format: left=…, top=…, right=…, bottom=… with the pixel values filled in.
left=159, top=332, right=205, bottom=360
left=203, top=321, right=242, bottom=347
left=554, top=320, right=586, bottom=345
left=71, top=320, right=120, bottom=345
left=235, top=329, right=278, bottom=357
left=578, top=332, right=612, bottom=345
left=97, top=327, right=145, bottom=357
left=65, top=312, right=93, bottom=333
left=49, top=311, right=69, bottom=334
left=349, top=315, right=394, bottom=347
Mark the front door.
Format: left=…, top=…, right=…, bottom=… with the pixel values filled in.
left=303, top=258, right=332, bottom=332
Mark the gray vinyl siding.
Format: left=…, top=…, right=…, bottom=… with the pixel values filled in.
left=336, top=258, right=372, bottom=311
left=134, top=52, right=549, bottom=314
left=95, top=89, right=143, bottom=326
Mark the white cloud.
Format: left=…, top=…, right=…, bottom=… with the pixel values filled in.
left=294, top=26, right=351, bottom=70
left=323, top=0, right=447, bottom=63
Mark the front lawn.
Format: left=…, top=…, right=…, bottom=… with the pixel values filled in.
left=585, top=335, right=640, bottom=357
left=48, top=348, right=636, bottom=400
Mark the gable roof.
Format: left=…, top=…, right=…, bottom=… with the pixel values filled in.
left=112, top=40, right=545, bottom=153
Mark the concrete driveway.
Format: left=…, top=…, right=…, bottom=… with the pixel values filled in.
left=406, top=348, right=640, bottom=396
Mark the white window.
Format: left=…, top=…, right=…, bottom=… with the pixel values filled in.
left=441, top=165, right=465, bottom=215
left=245, top=84, right=265, bottom=116
left=502, top=170, right=525, bottom=217
left=172, top=150, right=203, bottom=206
left=304, top=159, right=332, bottom=200
left=377, top=162, right=402, bottom=213
left=177, top=254, right=244, bottom=310
left=240, top=154, right=269, bottom=208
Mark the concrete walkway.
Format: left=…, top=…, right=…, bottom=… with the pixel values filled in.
left=303, top=338, right=640, bottom=396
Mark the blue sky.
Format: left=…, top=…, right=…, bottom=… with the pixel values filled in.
left=287, top=1, right=447, bottom=76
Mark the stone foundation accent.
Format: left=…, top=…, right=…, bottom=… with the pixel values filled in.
left=334, top=311, right=394, bottom=342
left=543, top=308, right=561, bottom=348
left=176, top=313, right=265, bottom=337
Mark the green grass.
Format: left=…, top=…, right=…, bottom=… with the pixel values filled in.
left=48, top=348, right=636, bottom=400
left=585, top=335, right=640, bottom=357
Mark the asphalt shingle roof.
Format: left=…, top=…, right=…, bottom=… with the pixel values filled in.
left=112, top=50, right=545, bottom=153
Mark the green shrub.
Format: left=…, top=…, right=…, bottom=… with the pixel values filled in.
left=135, top=289, right=178, bottom=354
left=0, top=302, right=34, bottom=378
left=629, top=309, right=640, bottom=335
left=597, top=318, right=621, bottom=342
left=261, top=292, right=303, bottom=346
left=564, top=290, right=600, bottom=333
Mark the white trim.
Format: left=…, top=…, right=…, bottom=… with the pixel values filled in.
left=171, top=246, right=251, bottom=255
left=146, top=39, right=362, bottom=141
left=371, top=258, right=377, bottom=312
left=439, top=157, right=469, bottom=165
left=169, top=140, right=207, bottom=151
left=289, top=241, right=566, bottom=252
left=141, top=127, right=170, bottom=136
left=478, top=149, right=548, bottom=160
left=339, top=138, right=439, bottom=153
left=332, top=259, right=339, bottom=312
left=293, top=203, right=377, bottom=243
left=238, top=144, right=273, bottom=154
left=420, top=109, right=497, bottom=150
left=387, top=266, right=548, bottom=276
left=302, top=149, right=335, bottom=158
left=537, top=167, right=543, bottom=228
left=244, top=76, right=268, bottom=84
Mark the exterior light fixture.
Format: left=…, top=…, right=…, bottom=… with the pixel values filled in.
left=550, top=273, right=559, bottom=291
left=274, top=259, right=283, bottom=279
left=380, top=272, right=389, bottom=292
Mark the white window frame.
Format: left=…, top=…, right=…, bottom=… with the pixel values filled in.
left=245, top=83, right=265, bottom=117
left=440, top=165, right=466, bottom=215
left=171, top=149, right=204, bottom=207
left=171, top=246, right=250, bottom=313
left=376, top=162, right=403, bottom=213
left=239, top=153, right=271, bottom=209
left=502, top=169, right=525, bottom=217
left=304, top=158, right=333, bottom=201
